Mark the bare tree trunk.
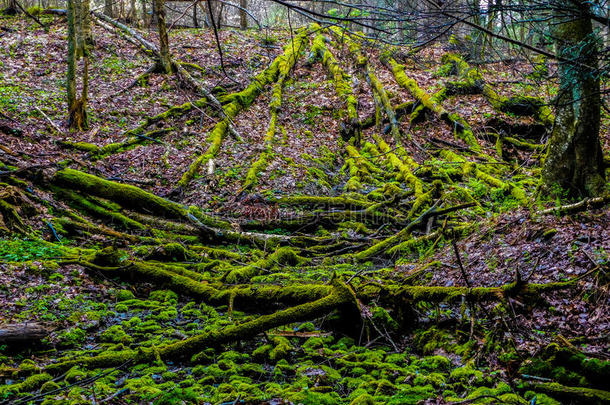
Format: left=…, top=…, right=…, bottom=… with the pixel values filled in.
left=103, top=0, right=112, bottom=17
left=141, top=0, right=147, bottom=27
left=542, top=0, right=605, bottom=196
left=153, top=0, right=172, bottom=73
left=130, top=0, right=136, bottom=23
left=193, top=1, right=198, bottom=28
left=67, top=0, right=89, bottom=130
left=6, top=0, right=18, bottom=14
left=82, top=0, right=93, bottom=45
left=239, top=0, right=247, bottom=29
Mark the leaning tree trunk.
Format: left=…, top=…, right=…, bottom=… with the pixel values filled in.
left=542, top=0, right=605, bottom=197
left=153, top=0, right=172, bottom=73
left=67, top=0, right=89, bottom=131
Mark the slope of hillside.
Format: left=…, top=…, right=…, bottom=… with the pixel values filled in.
left=1, top=12, right=609, bottom=405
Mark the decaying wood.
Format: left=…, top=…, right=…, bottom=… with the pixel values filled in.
left=0, top=323, right=50, bottom=343
left=537, top=195, right=610, bottom=216
left=91, top=11, right=241, bottom=140
left=34, top=106, right=62, bottom=133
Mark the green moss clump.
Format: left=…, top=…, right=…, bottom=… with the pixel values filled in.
left=413, top=355, right=451, bottom=372
left=40, top=380, right=60, bottom=393
left=65, top=366, right=87, bottom=383
left=0, top=373, right=52, bottom=397
left=371, top=306, right=399, bottom=332
left=53, top=168, right=187, bottom=219
left=349, top=393, right=376, bottom=405
left=449, top=363, right=484, bottom=385
left=58, top=327, right=86, bottom=348
left=100, top=325, right=133, bottom=344
left=19, top=359, right=40, bottom=374
left=149, top=290, right=178, bottom=304
left=523, top=391, right=561, bottom=405
left=387, top=384, right=436, bottom=404
left=116, top=289, right=135, bottom=301
left=269, top=336, right=293, bottom=361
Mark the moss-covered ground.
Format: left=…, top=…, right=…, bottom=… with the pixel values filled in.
left=0, top=12, right=609, bottom=405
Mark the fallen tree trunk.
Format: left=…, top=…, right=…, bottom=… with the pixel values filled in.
left=46, top=276, right=356, bottom=373
left=519, top=382, right=610, bottom=404
left=382, top=56, right=481, bottom=152
left=537, top=194, right=610, bottom=216
left=0, top=323, right=50, bottom=344
left=91, top=11, right=241, bottom=140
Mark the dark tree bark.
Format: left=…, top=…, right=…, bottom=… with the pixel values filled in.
left=240, top=0, right=247, bottom=29
left=542, top=0, right=605, bottom=197
left=153, top=0, right=172, bottom=73
left=67, top=0, right=89, bottom=131
left=103, top=0, right=113, bottom=17
left=193, top=1, right=199, bottom=28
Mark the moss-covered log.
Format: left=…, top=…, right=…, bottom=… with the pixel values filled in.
left=519, top=382, right=610, bottom=404
left=177, top=52, right=284, bottom=188
left=440, top=150, right=528, bottom=205
left=53, top=168, right=188, bottom=219
left=242, top=29, right=309, bottom=191
left=385, top=57, right=480, bottom=151
left=373, top=134, right=423, bottom=197
left=46, top=277, right=356, bottom=373
left=436, top=53, right=470, bottom=77
left=328, top=30, right=400, bottom=143
left=310, top=31, right=360, bottom=144
left=354, top=202, right=466, bottom=261
left=270, top=195, right=374, bottom=210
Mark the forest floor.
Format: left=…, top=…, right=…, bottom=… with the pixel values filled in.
left=0, top=12, right=609, bottom=405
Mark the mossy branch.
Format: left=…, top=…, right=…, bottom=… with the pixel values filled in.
left=385, top=57, right=480, bottom=151
left=46, top=277, right=355, bottom=373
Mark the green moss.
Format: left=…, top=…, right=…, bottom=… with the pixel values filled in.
left=40, top=380, right=60, bottom=393
left=58, top=327, right=86, bottom=348
left=413, top=355, right=451, bottom=372
left=387, top=384, right=436, bottom=404
left=100, top=325, right=133, bottom=344
left=223, top=247, right=308, bottom=284
left=524, top=391, right=561, bottom=405
left=414, top=372, right=446, bottom=388
left=0, top=373, right=52, bottom=397
left=349, top=393, right=376, bottom=405
left=116, top=289, right=135, bottom=301
left=64, top=366, right=88, bottom=383
left=449, top=363, right=484, bottom=385
left=19, top=359, right=39, bottom=373
left=149, top=290, right=178, bottom=304
left=53, top=168, right=187, bottom=219
left=371, top=306, right=399, bottom=332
